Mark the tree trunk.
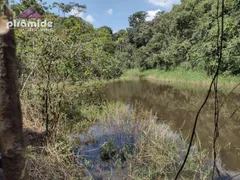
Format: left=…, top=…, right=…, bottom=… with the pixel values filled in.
left=0, top=2, right=28, bottom=180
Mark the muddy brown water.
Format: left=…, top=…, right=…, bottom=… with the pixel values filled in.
left=104, top=80, right=240, bottom=171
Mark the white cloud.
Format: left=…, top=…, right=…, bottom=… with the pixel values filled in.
left=106, top=8, right=113, bottom=15
left=148, top=0, right=181, bottom=9
left=69, top=8, right=84, bottom=18
left=146, top=9, right=161, bottom=21
left=69, top=9, right=95, bottom=24
left=85, top=15, right=95, bottom=23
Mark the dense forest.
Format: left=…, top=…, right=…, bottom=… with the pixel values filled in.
left=13, top=0, right=240, bottom=84
left=122, top=0, right=240, bottom=75
left=0, top=0, right=239, bottom=179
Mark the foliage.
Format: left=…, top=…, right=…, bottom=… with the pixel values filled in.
left=11, top=0, right=240, bottom=83
left=52, top=2, right=86, bottom=17
left=10, top=0, right=47, bottom=15
left=114, top=0, right=240, bottom=75
left=14, top=0, right=122, bottom=135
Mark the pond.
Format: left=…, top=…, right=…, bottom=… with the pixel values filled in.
left=104, top=80, right=240, bottom=172
left=73, top=122, right=138, bottom=180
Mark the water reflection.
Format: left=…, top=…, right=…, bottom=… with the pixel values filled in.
left=72, top=121, right=138, bottom=179
left=104, top=80, right=240, bottom=171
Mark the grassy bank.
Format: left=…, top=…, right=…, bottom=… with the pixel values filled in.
left=23, top=96, right=212, bottom=179
left=71, top=102, right=212, bottom=179
left=119, top=68, right=240, bottom=91
left=24, top=118, right=85, bottom=179
left=22, top=80, right=106, bottom=179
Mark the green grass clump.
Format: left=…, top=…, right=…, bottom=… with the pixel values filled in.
left=94, top=102, right=212, bottom=179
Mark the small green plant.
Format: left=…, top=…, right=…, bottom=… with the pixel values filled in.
left=100, top=141, right=117, bottom=161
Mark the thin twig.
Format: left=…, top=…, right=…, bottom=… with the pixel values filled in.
left=219, top=82, right=240, bottom=110
left=225, top=173, right=240, bottom=180
left=175, top=0, right=225, bottom=178
left=219, top=104, right=240, bottom=130
left=212, top=0, right=224, bottom=178
left=175, top=71, right=216, bottom=179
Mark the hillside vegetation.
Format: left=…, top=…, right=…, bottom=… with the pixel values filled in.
left=13, top=0, right=240, bottom=84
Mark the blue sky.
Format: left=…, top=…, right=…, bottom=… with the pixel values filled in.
left=18, top=0, right=181, bottom=32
